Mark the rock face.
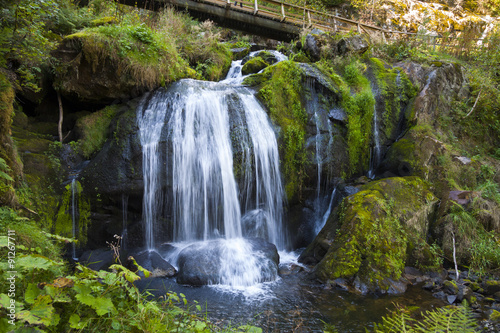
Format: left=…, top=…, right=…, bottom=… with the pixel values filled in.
left=53, top=37, right=145, bottom=104
left=305, top=177, right=439, bottom=294
left=176, top=238, right=279, bottom=286
left=378, top=62, right=470, bottom=180
left=302, top=32, right=370, bottom=61
left=80, top=98, right=143, bottom=198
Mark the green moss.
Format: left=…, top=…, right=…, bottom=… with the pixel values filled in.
left=370, top=58, right=418, bottom=140
left=315, top=177, right=438, bottom=292
left=256, top=61, right=307, bottom=200
left=316, top=58, right=375, bottom=175
left=90, top=16, right=117, bottom=27
left=61, top=23, right=192, bottom=89
left=54, top=181, right=90, bottom=247
left=241, top=57, right=269, bottom=75
left=76, top=105, right=119, bottom=158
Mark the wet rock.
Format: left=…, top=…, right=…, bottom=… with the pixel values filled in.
left=80, top=248, right=115, bottom=271
left=433, top=290, right=447, bottom=301
left=131, top=251, right=177, bottom=278
left=311, top=177, right=438, bottom=294
left=328, top=107, right=347, bottom=125
left=484, top=280, right=500, bottom=295
left=329, top=278, right=350, bottom=292
left=458, top=285, right=473, bottom=302
left=403, top=267, right=427, bottom=284
left=231, top=47, right=250, bottom=60
left=447, top=294, right=457, bottom=304
left=444, top=280, right=459, bottom=295
left=242, top=57, right=269, bottom=75
left=337, top=35, right=370, bottom=56
left=176, top=238, right=279, bottom=286
left=449, top=190, right=475, bottom=205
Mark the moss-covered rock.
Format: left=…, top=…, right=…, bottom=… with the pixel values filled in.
left=313, top=176, right=439, bottom=294
left=241, top=57, right=269, bottom=75
left=53, top=24, right=193, bottom=104
left=0, top=71, right=22, bottom=206
left=75, top=105, right=119, bottom=158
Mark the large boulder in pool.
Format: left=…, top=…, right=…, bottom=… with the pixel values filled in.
left=311, top=176, right=439, bottom=294
left=176, top=238, right=279, bottom=286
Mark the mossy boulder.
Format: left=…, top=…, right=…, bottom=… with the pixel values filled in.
left=242, top=57, right=269, bottom=75
left=80, top=100, right=143, bottom=197
left=312, top=176, right=439, bottom=294
left=52, top=25, right=192, bottom=104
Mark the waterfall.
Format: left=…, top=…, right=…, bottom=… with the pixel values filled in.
left=71, top=179, right=77, bottom=260
left=368, top=103, right=381, bottom=179
left=137, top=91, right=169, bottom=250
left=314, top=112, right=322, bottom=219
left=137, top=53, right=289, bottom=288
left=169, top=83, right=242, bottom=241
left=314, top=187, right=337, bottom=235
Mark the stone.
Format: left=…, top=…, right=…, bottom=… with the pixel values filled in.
left=433, top=290, right=447, bottom=301
left=80, top=248, right=115, bottom=271
left=444, top=280, right=459, bottom=294
left=131, top=251, right=177, bottom=278
left=337, top=35, right=370, bottom=56
left=231, top=47, right=250, bottom=60
left=176, top=238, right=279, bottom=286
left=311, top=176, right=438, bottom=294
left=449, top=190, right=475, bottom=205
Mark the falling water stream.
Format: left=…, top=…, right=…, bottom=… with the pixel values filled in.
left=134, top=52, right=444, bottom=331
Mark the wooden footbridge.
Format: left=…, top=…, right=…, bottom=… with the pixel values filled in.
left=118, top=0, right=405, bottom=41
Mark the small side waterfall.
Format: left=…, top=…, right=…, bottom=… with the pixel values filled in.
left=368, top=88, right=381, bottom=179
left=137, top=92, right=169, bottom=250
left=314, top=187, right=337, bottom=235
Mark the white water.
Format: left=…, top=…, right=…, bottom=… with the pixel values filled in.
left=314, top=187, right=337, bottom=235
left=138, top=52, right=290, bottom=288
left=368, top=104, right=381, bottom=179
left=137, top=92, right=169, bottom=250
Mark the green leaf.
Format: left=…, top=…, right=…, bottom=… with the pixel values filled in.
left=69, top=313, right=87, bottom=329
left=17, top=295, right=55, bottom=326
left=112, top=320, right=121, bottom=330
left=0, top=293, right=11, bottom=308
left=110, top=264, right=142, bottom=283
left=194, top=321, right=207, bottom=331
left=17, top=254, right=61, bottom=272
left=74, top=284, right=116, bottom=316
left=25, top=283, right=41, bottom=305
left=238, top=325, right=263, bottom=333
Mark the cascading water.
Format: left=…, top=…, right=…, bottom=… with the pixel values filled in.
left=368, top=97, right=381, bottom=179
left=137, top=92, right=169, bottom=250
left=137, top=52, right=288, bottom=287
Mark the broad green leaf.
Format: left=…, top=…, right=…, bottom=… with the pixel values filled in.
left=74, top=284, right=115, bottom=316
left=17, top=295, right=55, bottom=326
left=194, top=321, right=207, bottom=331
left=110, top=264, right=141, bottom=283
left=17, top=254, right=61, bottom=271
left=69, top=313, right=87, bottom=329
left=112, top=320, right=121, bottom=330
left=25, top=283, right=41, bottom=304
left=0, top=293, right=11, bottom=308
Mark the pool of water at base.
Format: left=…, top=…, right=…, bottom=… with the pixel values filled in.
left=136, top=272, right=445, bottom=332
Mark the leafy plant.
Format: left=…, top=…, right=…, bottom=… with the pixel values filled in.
left=373, top=303, right=478, bottom=333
